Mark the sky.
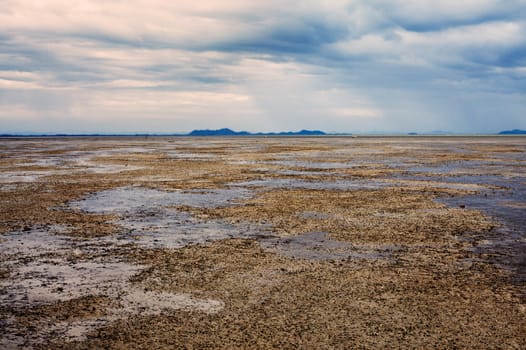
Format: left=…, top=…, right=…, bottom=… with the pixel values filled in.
left=1, top=0, right=525, bottom=134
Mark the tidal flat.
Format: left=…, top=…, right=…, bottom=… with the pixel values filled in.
left=0, top=136, right=525, bottom=349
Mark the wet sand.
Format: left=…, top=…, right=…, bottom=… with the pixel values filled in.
left=0, top=136, right=525, bottom=349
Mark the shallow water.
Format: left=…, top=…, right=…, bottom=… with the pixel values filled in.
left=0, top=226, right=225, bottom=346
left=396, top=155, right=526, bottom=281
left=263, top=160, right=357, bottom=169
left=437, top=177, right=526, bottom=282
left=72, top=186, right=251, bottom=212
left=231, top=178, right=387, bottom=190
left=260, top=231, right=394, bottom=261
left=70, top=186, right=270, bottom=249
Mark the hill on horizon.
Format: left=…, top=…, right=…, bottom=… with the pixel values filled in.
left=499, top=129, right=526, bottom=135
left=187, top=128, right=327, bottom=136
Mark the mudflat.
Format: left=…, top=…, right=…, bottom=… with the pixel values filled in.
left=1, top=136, right=524, bottom=349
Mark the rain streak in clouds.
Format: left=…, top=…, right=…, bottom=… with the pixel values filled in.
left=1, top=1, right=525, bottom=133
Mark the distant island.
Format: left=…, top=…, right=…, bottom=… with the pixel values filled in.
left=407, top=131, right=455, bottom=136
left=5, top=129, right=526, bottom=137
left=187, top=128, right=327, bottom=136
left=499, top=129, right=526, bottom=135
left=188, top=128, right=250, bottom=136
left=0, top=129, right=329, bottom=137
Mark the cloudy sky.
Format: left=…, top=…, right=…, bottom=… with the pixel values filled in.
left=1, top=1, right=525, bottom=133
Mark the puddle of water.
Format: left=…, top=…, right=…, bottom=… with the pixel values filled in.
left=260, top=232, right=392, bottom=261
left=0, top=183, right=18, bottom=191
left=109, top=208, right=269, bottom=249
left=434, top=176, right=526, bottom=227
left=165, top=151, right=217, bottom=160
left=406, top=158, right=525, bottom=177
left=233, top=176, right=484, bottom=194
left=69, top=187, right=269, bottom=249
left=226, top=160, right=259, bottom=166
left=379, top=178, right=487, bottom=191
left=124, top=288, right=224, bottom=314
left=45, top=288, right=224, bottom=343
left=395, top=161, right=526, bottom=283
left=299, top=211, right=332, bottom=220
left=0, top=229, right=138, bottom=307
left=385, top=153, right=526, bottom=282
left=435, top=176, right=526, bottom=281
left=72, top=158, right=143, bottom=174
left=79, top=147, right=156, bottom=156
left=272, top=169, right=339, bottom=176
left=0, top=172, right=45, bottom=183
left=0, top=227, right=225, bottom=347
left=1, top=144, right=153, bottom=183
left=0, top=159, right=141, bottom=184
left=1, top=261, right=143, bottom=307
left=72, top=186, right=251, bottom=213
left=263, top=160, right=356, bottom=170
left=231, top=178, right=386, bottom=191
left=0, top=228, right=71, bottom=257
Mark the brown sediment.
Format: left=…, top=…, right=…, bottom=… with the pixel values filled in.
left=12, top=296, right=115, bottom=325
left=48, top=240, right=524, bottom=349
left=0, top=182, right=119, bottom=236
left=0, top=136, right=525, bottom=349
left=191, top=187, right=494, bottom=245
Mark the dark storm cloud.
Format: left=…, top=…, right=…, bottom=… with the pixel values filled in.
left=208, top=19, right=349, bottom=55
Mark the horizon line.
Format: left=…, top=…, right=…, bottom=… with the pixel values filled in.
left=1, top=131, right=524, bottom=137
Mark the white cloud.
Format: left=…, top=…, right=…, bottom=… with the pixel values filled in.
left=371, top=0, right=526, bottom=26
left=0, top=79, right=43, bottom=89
left=332, top=20, right=526, bottom=68
left=397, top=21, right=525, bottom=48
left=331, top=108, right=384, bottom=119
left=0, top=104, right=42, bottom=120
